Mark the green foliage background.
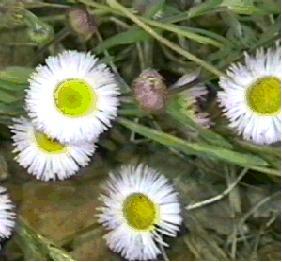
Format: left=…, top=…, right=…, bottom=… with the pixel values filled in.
left=0, top=0, right=280, bottom=260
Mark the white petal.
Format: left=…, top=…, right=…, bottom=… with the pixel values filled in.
left=0, top=187, right=15, bottom=239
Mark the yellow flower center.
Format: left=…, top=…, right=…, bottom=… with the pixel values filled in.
left=35, top=131, right=66, bottom=153
left=54, top=78, right=97, bottom=117
left=247, top=77, right=280, bottom=115
left=123, top=193, right=159, bottom=231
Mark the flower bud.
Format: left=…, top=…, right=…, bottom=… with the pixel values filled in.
left=22, top=9, right=54, bottom=45
left=27, top=22, right=54, bottom=45
left=67, top=7, right=97, bottom=40
left=132, top=69, right=167, bottom=113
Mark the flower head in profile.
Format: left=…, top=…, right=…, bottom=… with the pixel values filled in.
left=97, top=164, right=182, bottom=260
left=218, top=43, right=281, bottom=144
left=25, top=50, right=119, bottom=144
left=10, top=117, right=95, bottom=181
left=0, top=187, right=15, bottom=240
left=175, top=71, right=212, bottom=128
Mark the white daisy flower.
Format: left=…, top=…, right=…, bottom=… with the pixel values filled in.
left=10, top=117, right=95, bottom=181
left=25, top=50, right=119, bottom=144
left=0, top=187, right=15, bottom=239
left=218, top=43, right=281, bottom=145
left=97, top=164, right=182, bottom=261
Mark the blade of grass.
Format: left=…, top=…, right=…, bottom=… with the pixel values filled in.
left=118, top=117, right=272, bottom=171
left=0, top=67, right=32, bottom=84
left=141, top=17, right=224, bottom=47
left=95, top=27, right=150, bottom=53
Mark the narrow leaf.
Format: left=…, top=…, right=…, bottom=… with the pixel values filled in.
left=95, top=27, right=150, bottom=53
left=0, top=66, right=33, bottom=84
left=119, top=117, right=268, bottom=169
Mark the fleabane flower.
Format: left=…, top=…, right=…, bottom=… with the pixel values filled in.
left=10, top=117, right=95, bottom=181
left=218, top=43, right=281, bottom=145
left=97, top=164, right=182, bottom=261
left=25, top=50, right=119, bottom=144
left=0, top=187, right=15, bottom=240
left=180, top=84, right=212, bottom=128
left=175, top=72, right=212, bottom=128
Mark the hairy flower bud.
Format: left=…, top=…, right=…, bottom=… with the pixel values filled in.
left=22, top=9, right=54, bottom=45
left=27, top=22, right=54, bottom=45
left=132, top=69, right=167, bottom=113
left=67, top=7, right=97, bottom=40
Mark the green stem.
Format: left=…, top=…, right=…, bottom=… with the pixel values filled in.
left=141, top=18, right=223, bottom=48
left=248, top=165, right=280, bottom=177
left=106, top=0, right=224, bottom=78
left=95, top=30, right=131, bottom=93
left=109, top=16, right=130, bottom=29
left=96, top=30, right=117, bottom=73
left=136, top=43, right=146, bottom=70
left=78, top=0, right=122, bottom=15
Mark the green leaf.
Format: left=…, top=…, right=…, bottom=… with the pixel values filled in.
left=145, top=20, right=223, bottom=47
left=158, top=0, right=223, bottom=24
left=95, top=27, right=150, bottom=53
left=234, top=138, right=280, bottom=169
left=133, top=0, right=166, bottom=18
left=144, top=0, right=165, bottom=18
left=0, top=66, right=33, bottom=84
left=16, top=220, right=49, bottom=260
left=187, top=0, right=224, bottom=18
left=118, top=117, right=268, bottom=169
left=179, top=26, right=229, bottom=45
left=0, top=101, right=24, bottom=115
left=220, top=0, right=270, bottom=15
left=0, top=88, right=22, bottom=103
left=0, top=79, right=27, bottom=92
left=0, top=154, right=8, bottom=180
left=17, top=218, right=74, bottom=261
